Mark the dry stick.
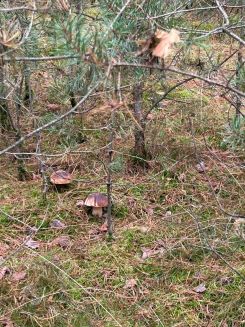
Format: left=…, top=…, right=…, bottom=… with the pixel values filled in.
left=36, top=132, right=49, bottom=202
left=215, top=0, right=229, bottom=26
left=223, top=27, right=245, bottom=46
left=235, top=49, right=244, bottom=117
left=144, top=4, right=245, bottom=21
left=113, top=62, right=245, bottom=98
left=4, top=54, right=80, bottom=62
left=107, top=111, right=114, bottom=236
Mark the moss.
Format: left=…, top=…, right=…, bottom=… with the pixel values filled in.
left=128, top=184, right=146, bottom=197
left=113, top=204, right=129, bottom=219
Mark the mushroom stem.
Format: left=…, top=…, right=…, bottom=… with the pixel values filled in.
left=92, top=206, right=103, bottom=217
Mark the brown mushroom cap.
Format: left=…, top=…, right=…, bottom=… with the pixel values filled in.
left=50, top=170, right=72, bottom=185
left=84, top=192, right=108, bottom=208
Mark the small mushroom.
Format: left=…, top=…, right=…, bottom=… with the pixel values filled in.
left=50, top=170, right=72, bottom=185
left=84, top=192, right=108, bottom=218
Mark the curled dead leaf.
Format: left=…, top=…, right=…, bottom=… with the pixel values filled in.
left=99, top=222, right=108, bottom=233
left=0, top=242, right=9, bottom=257
left=25, top=238, right=40, bottom=249
left=123, top=278, right=137, bottom=289
left=47, top=103, right=61, bottom=111
left=152, top=29, right=180, bottom=59
left=0, top=316, right=15, bottom=327
left=0, top=266, right=10, bottom=280
left=12, top=271, right=27, bottom=282
left=194, top=283, right=206, bottom=293
left=50, top=219, right=66, bottom=229
left=196, top=161, right=206, bottom=173
left=50, top=235, right=71, bottom=249
left=136, top=28, right=180, bottom=60
left=76, top=200, right=85, bottom=208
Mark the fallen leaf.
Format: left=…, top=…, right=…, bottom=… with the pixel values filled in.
left=25, top=238, right=40, bottom=249
left=25, top=226, right=38, bottom=235
left=220, top=276, right=233, bottom=285
left=194, top=283, right=206, bottom=293
left=123, top=278, right=137, bottom=289
left=146, top=207, right=154, bottom=216
left=0, top=266, right=10, bottom=280
left=137, top=226, right=149, bottom=233
left=141, top=248, right=160, bottom=260
left=196, top=161, right=206, bottom=173
left=141, top=241, right=166, bottom=260
left=0, top=242, right=9, bottom=257
left=178, top=173, right=186, bottom=182
left=50, top=219, right=66, bottom=229
left=0, top=316, right=15, bottom=327
left=99, top=222, right=108, bottom=232
left=51, top=235, right=71, bottom=249
left=165, top=210, right=172, bottom=217
left=136, top=308, right=152, bottom=319
left=12, top=271, right=27, bottom=282
left=76, top=200, right=85, bottom=208
left=32, top=173, right=41, bottom=181
left=47, top=103, right=61, bottom=111
left=152, top=29, right=180, bottom=59
left=135, top=36, right=154, bottom=56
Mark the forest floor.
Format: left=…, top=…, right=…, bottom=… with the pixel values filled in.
left=0, top=64, right=245, bottom=326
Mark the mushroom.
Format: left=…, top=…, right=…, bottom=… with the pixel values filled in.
left=50, top=170, right=72, bottom=185
left=84, top=192, right=108, bottom=217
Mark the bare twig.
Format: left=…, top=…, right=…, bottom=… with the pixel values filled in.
left=215, top=0, right=229, bottom=26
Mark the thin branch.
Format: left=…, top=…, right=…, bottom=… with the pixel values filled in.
left=144, top=77, right=194, bottom=120
left=113, top=62, right=245, bottom=98
left=215, top=0, right=229, bottom=26
left=223, top=28, right=245, bottom=46
left=4, top=54, right=80, bottom=62
left=0, top=82, right=99, bottom=156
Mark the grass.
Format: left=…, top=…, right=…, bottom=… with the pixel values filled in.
left=0, top=50, right=245, bottom=327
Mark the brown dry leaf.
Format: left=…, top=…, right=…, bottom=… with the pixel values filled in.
left=136, top=308, right=152, bottom=320
left=194, top=283, right=206, bottom=293
left=12, top=271, right=27, bottom=282
left=32, top=173, right=41, bottom=181
left=51, top=235, right=71, bottom=249
left=0, top=242, right=9, bottom=257
left=47, top=103, right=61, bottom=111
left=50, top=219, right=66, bottom=229
left=84, top=50, right=100, bottom=65
left=135, top=36, right=154, bottom=56
left=152, top=29, right=180, bottom=59
left=178, top=173, right=186, bottom=182
left=136, top=226, right=149, bottom=233
left=141, top=248, right=159, bottom=260
left=0, top=316, right=15, bottom=327
left=146, top=207, right=154, bottom=216
left=25, top=238, right=40, bottom=249
left=196, top=161, right=206, bottom=173
left=0, top=18, right=21, bottom=49
left=76, top=200, right=84, bottom=208
left=99, top=222, right=108, bottom=233
left=123, top=278, right=137, bottom=289
left=0, top=266, right=10, bottom=280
